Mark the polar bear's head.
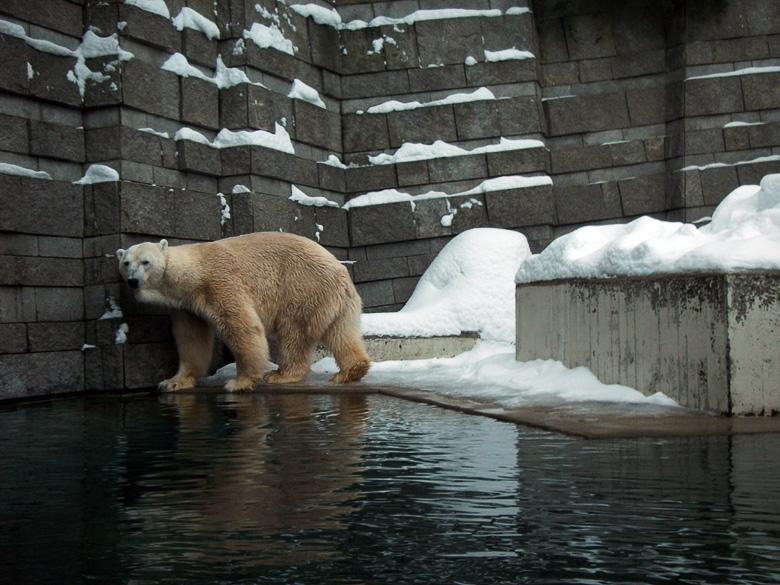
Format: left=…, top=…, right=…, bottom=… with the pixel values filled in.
left=116, top=240, right=168, bottom=290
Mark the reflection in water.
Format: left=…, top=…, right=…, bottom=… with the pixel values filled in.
left=0, top=394, right=779, bottom=585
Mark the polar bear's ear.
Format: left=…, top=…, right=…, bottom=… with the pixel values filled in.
left=158, top=239, right=169, bottom=253
left=116, top=248, right=125, bottom=260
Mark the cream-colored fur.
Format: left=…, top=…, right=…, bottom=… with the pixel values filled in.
left=116, top=233, right=370, bottom=392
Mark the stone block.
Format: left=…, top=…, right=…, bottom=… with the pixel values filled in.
left=555, top=183, right=618, bottom=225
left=619, top=174, right=666, bottom=216
left=742, top=71, right=780, bottom=111
left=343, top=112, right=390, bottom=153
left=408, top=65, right=467, bottom=93
left=0, top=35, right=30, bottom=96
left=178, top=139, right=221, bottom=176
left=353, top=256, right=410, bottom=283
left=609, top=141, right=647, bottom=166
left=685, top=76, right=744, bottom=116
left=392, top=276, right=419, bottom=305
left=388, top=106, right=457, bottom=147
left=181, top=27, right=218, bottom=68
left=221, top=146, right=251, bottom=176
left=345, top=165, right=397, bottom=193
left=496, top=97, right=543, bottom=135
left=412, top=197, right=452, bottom=239
left=124, top=315, right=173, bottom=345
left=29, top=120, right=85, bottom=162
left=313, top=206, right=350, bottom=248
left=85, top=126, right=120, bottom=162
left=123, top=342, right=178, bottom=389
left=3, top=0, right=82, bottom=37
left=578, top=58, right=612, bottom=83
left=348, top=200, right=416, bottom=246
left=485, top=184, right=555, bottom=228
left=545, top=96, right=581, bottom=136
left=747, top=121, right=780, bottom=148
left=540, top=62, right=580, bottom=87
left=736, top=158, right=780, bottom=188
left=309, top=17, right=341, bottom=71
left=0, top=323, right=27, bottom=353
left=251, top=192, right=291, bottom=233
left=0, top=175, right=84, bottom=238
left=174, top=191, right=223, bottom=241
left=0, top=351, right=84, bottom=399
left=0, top=286, right=35, bottom=323
left=122, top=59, right=180, bottom=119
left=537, top=18, right=569, bottom=64
left=32, top=287, right=83, bottom=321
left=644, top=136, right=665, bottom=162
left=397, top=161, right=429, bottom=187
left=381, top=24, right=419, bottom=71
left=487, top=148, right=549, bottom=176
left=294, top=100, right=342, bottom=150
left=118, top=4, right=180, bottom=52
left=581, top=92, right=631, bottom=133
left=119, top=182, right=174, bottom=236
left=182, top=76, right=220, bottom=129
left=27, top=322, right=85, bottom=352
left=416, top=17, right=483, bottom=67
left=551, top=145, right=611, bottom=174
left=356, top=279, right=396, bottom=310
left=428, top=154, right=488, bottom=183
left=454, top=100, right=500, bottom=140
left=84, top=181, right=121, bottom=237
left=318, top=163, right=346, bottom=192
left=221, top=84, right=293, bottom=132
left=465, top=59, right=538, bottom=86
left=0, top=233, right=37, bottom=256
left=339, top=28, right=386, bottom=75
left=341, top=70, right=410, bottom=99
left=448, top=194, right=488, bottom=234
left=481, top=12, right=535, bottom=53
left=626, top=85, right=666, bottom=127
left=27, top=50, right=81, bottom=107
left=563, top=13, right=617, bottom=60
left=685, top=129, right=725, bottom=155
left=38, top=236, right=82, bottom=259
left=611, top=50, right=665, bottom=79
left=0, top=113, right=28, bottom=154
left=700, top=166, right=739, bottom=206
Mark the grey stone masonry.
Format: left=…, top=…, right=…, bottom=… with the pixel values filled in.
left=1, top=0, right=780, bottom=398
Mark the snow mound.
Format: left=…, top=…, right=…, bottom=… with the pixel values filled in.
left=73, top=164, right=119, bottom=185
left=362, top=228, right=531, bottom=343
left=516, top=173, right=780, bottom=283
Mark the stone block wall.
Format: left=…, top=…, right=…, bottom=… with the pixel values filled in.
left=1, top=0, right=779, bottom=398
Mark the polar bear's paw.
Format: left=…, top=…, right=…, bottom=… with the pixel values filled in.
left=262, top=369, right=308, bottom=384
left=158, top=376, right=196, bottom=392
left=224, top=377, right=257, bottom=392
left=329, top=360, right=370, bottom=384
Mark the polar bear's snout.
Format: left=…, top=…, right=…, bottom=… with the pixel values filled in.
left=127, top=277, right=140, bottom=289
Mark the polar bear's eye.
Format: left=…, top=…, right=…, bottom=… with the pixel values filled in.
left=141, top=260, right=150, bottom=266
left=123, top=261, right=130, bottom=266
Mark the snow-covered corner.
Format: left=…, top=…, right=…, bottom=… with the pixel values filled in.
left=73, top=164, right=120, bottom=185
left=516, top=173, right=780, bottom=284
left=362, top=228, right=531, bottom=343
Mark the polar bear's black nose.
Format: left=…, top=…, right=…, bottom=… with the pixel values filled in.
left=127, top=278, right=140, bottom=289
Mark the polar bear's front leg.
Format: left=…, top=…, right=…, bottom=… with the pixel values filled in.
left=159, top=310, right=215, bottom=392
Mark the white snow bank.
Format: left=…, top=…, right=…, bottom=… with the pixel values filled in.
left=362, top=228, right=530, bottom=343
left=516, top=173, right=780, bottom=283
left=289, top=4, right=343, bottom=27
left=368, top=137, right=545, bottom=165
left=289, top=185, right=339, bottom=208
left=73, top=164, right=119, bottom=185
left=343, top=174, right=550, bottom=210
left=172, top=7, right=220, bottom=40
left=314, top=341, right=677, bottom=408
left=290, top=5, right=506, bottom=30
left=364, top=87, right=496, bottom=114
left=288, top=79, right=326, bottom=109
left=484, top=48, right=535, bottom=62
left=175, top=123, right=295, bottom=154
left=686, top=64, right=780, bottom=81
left=0, top=162, right=52, bottom=180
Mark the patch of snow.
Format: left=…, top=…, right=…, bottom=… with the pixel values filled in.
left=362, top=228, right=530, bottom=343
left=506, top=7, right=531, bottom=15
left=319, top=154, right=357, bottom=169
left=368, top=137, right=545, bottom=165
left=484, top=48, right=535, bottom=62
left=515, top=173, right=780, bottom=283
left=243, top=21, right=295, bottom=55
left=464, top=56, right=478, bottom=66
left=115, top=323, right=129, bottom=345
left=686, top=65, right=780, bottom=81
left=99, top=297, right=123, bottom=320
left=217, top=193, right=231, bottom=225
left=161, top=53, right=260, bottom=89
left=723, top=120, right=764, bottom=128
left=73, top=164, right=119, bottom=185
left=124, top=0, right=170, bottom=19
left=138, top=127, right=170, bottom=139
left=175, top=123, right=295, bottom=154
left=680, top=154, right=780, bottom=172
left=0, top=162, right=52, bottom=180
left=231, top=184, right=251, bottom=194
left=289, top=4, right=343, bottom=27
left=288, top=79, right=326, bottom=109
left=172, top=7, right=220, bottom=40
left=289, top=185, right=339, bottom=208
left=342, top=8, right=503, bottom=31
left=365, top=87, right=496, bottom=114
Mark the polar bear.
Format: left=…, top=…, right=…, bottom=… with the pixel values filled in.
left=116, top=232, right=370, bottom=392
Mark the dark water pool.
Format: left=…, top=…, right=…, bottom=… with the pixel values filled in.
left=1, top=393, right=780, bottom=585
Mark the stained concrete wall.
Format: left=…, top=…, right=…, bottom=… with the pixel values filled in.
left=516, top=273, right=780, bottom=415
